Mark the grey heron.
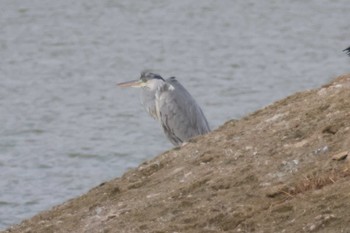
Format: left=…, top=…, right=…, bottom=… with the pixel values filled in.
left=117, top=71, right=211, bottom=146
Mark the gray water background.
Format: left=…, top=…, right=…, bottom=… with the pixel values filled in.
left=0, top=0, right=349, bottom=229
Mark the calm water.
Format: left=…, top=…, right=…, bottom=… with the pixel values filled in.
left=0, top=0, right=349, bottom=229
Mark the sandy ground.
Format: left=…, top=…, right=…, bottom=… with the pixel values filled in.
left=3, top=74, right=350, bottom=233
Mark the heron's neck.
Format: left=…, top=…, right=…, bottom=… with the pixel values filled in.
left=147, top=79, right=167, bottom=92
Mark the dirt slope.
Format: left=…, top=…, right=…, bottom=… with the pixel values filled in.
left=3, top=74, right=350, bottom=233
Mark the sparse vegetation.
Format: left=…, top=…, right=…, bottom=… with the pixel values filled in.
left=3, top=74, right=350, bottom=233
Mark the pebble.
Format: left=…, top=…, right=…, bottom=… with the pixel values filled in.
left=331, top=151, right=348, bottom=161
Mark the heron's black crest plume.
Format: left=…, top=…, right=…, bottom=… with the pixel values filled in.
left=343, top=47, right=350, bottom=56
left=140, top=71, right=164, bottom=82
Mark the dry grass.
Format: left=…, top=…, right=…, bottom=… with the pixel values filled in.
left=280, top=165, right=350, bottom=198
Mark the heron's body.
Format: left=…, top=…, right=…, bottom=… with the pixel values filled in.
left=118, top=72, right=210, bottom=146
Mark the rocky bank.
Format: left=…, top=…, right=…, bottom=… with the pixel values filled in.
left=3, top=74, right=350, bottom=233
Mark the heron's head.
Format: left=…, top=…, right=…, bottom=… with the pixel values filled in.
left=117, top=71, right=165, bottom=89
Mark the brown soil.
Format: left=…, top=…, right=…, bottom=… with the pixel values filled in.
left=3, top=74, right=350, bottom=233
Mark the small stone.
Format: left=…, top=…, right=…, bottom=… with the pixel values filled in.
left=146, top=193, right=160, bottom=199
left=265, top=184, right=286, bottom=198
left=309, top=224, right=317, bottom=231
left=106, top=214, right=117, bottom=220
left=331, top=151, right=348, bottom=161
left=294, top=139, right=308, bottom=148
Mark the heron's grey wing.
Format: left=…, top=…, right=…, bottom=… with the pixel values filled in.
left=156, top=77, right=210, bottom=145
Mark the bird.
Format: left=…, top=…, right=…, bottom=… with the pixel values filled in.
left=117, top=71, right=211, bottom=146
left=344, top=46, right=350, bottom=56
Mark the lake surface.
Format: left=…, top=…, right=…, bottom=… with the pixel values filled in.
left=0, top=0, right=349, bottom=229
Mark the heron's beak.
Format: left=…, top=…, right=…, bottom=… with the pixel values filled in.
left=117, top=80, right=145, bottom=88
